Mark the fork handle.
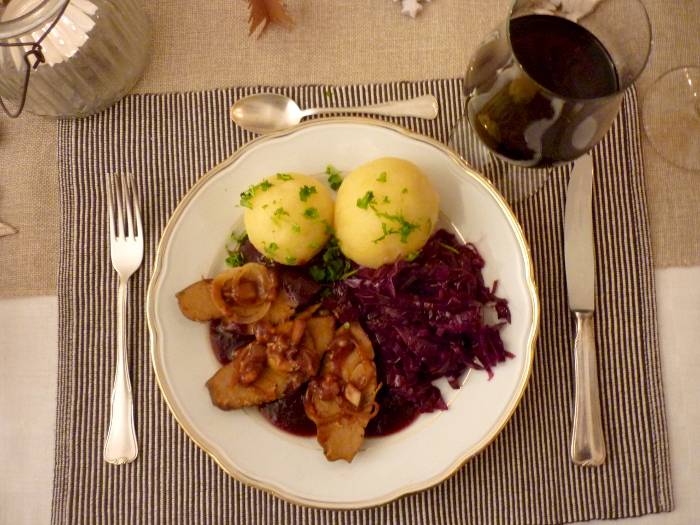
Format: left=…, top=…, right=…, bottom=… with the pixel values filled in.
left=104, top=278, right=138, bottom=464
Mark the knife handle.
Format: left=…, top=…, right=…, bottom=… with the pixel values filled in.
left=570, top=311, right=606, bottom=466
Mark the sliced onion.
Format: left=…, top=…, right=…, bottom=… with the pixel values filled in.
left=348, top=323, right=374, bottom=361
left=210, top=263, right=278, bottom=324
left=305, top=323, right=379, bottom=426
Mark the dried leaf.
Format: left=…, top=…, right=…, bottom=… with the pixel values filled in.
left=247, top=0, right=293, bottom=37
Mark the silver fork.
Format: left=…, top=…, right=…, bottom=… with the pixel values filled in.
left=104, top=173, right=143, bottom=464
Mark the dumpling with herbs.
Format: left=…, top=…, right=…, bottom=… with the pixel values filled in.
left=242, top=173, right=334, bottom=265
left=334, top=157, right=439, bottom=268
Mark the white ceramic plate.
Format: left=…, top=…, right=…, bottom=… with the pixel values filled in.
left=147, top=119, right=539, bottom=509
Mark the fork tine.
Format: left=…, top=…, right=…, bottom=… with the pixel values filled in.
left=121, top=173, right=134, bottom=238
left=113, top=174, right=125, bottom=239
left=106, top=175, right=115, bottom=239
left=128, top=174, right=143, bottom=238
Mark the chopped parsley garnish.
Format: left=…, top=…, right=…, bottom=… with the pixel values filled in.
left=299, top=185, right=317, bottom=202
left=356, top=191, right=375, bottom=209
left=355, top=188, right=419, bottom=244
left=303, top=207, right=319, bottom=219
left=401, top=187, right=408, bottom=194
left=225, top=231, right=248, bottom=267
left=285, top=255, right=297, bottom=265
left=273, top=207, right=289, bottom=218
left=264, top=242, right=279, bottom=255
left=405, top=250, right=421, bottom=262
left=239, top=189, right=254, bottom=209
left=321, top=220, right=334, bottom=235
left=326, top=165, right=343, bottom=191
left=230, top=231, right=248, bottom=244
left=308, top=265, right=325, bottom=281
left=276, top=173, right=293, bottom=181
left=376, top=172, right=387, bottom=183
left=309, top=241, right=320, bottom=249
left=292, top=223, right=301, bottom=233
left=308, top=237, right=354, bottom=283
left=372, top=222, right=396, bottom=244
left=225, top=251, right=245, bottom=267
left=239, top=180, right=273, bottom=208
left=399, top=221, right=419, bottom=243
left=371, top=209, right=419, bottom=244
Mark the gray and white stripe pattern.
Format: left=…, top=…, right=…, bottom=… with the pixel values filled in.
left=54, top=79, right=672, bottom=524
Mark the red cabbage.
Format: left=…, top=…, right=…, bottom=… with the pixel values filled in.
left=325, top=229, right=512, bottom=415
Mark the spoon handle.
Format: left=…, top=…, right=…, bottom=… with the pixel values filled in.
left=302, top=95, right=438, bottom=120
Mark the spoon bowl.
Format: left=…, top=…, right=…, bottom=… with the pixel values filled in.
left=230, top=94, right=304, bottom=135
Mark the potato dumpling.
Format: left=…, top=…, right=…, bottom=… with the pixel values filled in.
left=243, top=173, right=334, bottom=265
left=334, top=158, right=439, bottom=268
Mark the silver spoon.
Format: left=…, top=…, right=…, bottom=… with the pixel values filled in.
left=230, top=93, right=439, bottom=134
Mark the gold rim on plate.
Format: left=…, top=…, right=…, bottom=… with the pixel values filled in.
left=146, top=117, right=540, bottom=510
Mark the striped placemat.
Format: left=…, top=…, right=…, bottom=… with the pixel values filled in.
left=53, top=79, right=672, bottom=524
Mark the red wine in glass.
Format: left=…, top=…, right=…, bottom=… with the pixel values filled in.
left=464, top=2, right=650, bottom=169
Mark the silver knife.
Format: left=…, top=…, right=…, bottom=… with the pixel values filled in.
left=565, top=153, right=606, bottom=466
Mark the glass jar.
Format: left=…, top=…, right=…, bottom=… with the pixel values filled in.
left=0, top=0, right=151, bottom=118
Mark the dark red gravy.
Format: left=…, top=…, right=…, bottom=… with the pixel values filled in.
left=210, top=319, right=418, bottom=438
left=259, top=387, right=419, bottom=438
left=258, top=386, right=317, bottom=436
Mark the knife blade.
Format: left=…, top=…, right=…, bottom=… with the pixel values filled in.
left=565, top=154, right=606, bottom=466
left=565, top=153, right=595, bottom=312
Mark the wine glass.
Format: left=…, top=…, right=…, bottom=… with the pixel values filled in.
left=449, top=0, right=651, bottom=202
left=642, top=66, right=700, bottom=171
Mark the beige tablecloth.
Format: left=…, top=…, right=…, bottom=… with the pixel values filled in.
left=0, top=0, right=698, bottom=297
